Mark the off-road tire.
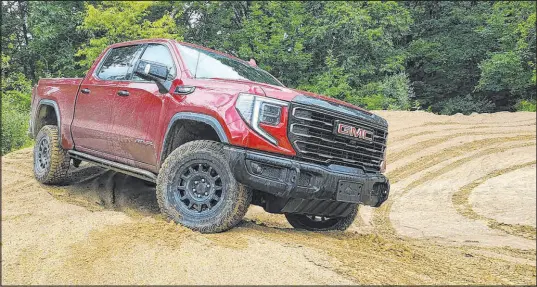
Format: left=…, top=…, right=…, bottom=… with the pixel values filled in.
left=33, top=125, right=71, bottom=184
left=156, top=140, right=251, bottom=233
left=285, top=205, right=358, bottom=231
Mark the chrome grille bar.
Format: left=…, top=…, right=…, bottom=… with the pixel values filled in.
left=288, top=104, right=388, bottom=172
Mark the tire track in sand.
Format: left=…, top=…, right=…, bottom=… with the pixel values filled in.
left=388, top=135, right=536, bottom=184
left=452, top=161, right=537, bottom=240
left=388, top=133, right=535, bottom=164
left=374, top=141, right=536, bottom=237
left=386, top=145, right=536, bottom=249
left=390, top=122, right=536, bottom=143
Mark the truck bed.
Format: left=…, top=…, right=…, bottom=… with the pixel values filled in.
left=31, top=78, right=83, bottom=149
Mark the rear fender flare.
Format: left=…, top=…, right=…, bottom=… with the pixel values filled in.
left=34, top=99, right=62, bottom=146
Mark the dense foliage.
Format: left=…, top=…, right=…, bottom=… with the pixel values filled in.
left=1, top=1, right=536, bottom=154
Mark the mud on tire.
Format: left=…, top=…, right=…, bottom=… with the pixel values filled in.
left=156, top=140, right=252, bottom=233
left=33, top=125, right=71, bottom=184
left=285, top=205, right=358, bottom=231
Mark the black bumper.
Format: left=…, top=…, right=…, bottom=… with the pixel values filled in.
left=227, top=147, right=389, bottom=216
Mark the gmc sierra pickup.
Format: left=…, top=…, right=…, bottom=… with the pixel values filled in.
left=29, top=39, right=390, bottom=233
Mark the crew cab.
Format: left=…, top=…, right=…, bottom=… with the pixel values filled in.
left=29, top=39, right=390, bottom=233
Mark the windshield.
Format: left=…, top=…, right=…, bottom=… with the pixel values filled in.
left=176, top=43, right=284, bottom=87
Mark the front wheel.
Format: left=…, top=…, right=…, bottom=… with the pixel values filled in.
left=156, top=140, right=251, bottom=233
left=285, top=205, right=358, bottom=231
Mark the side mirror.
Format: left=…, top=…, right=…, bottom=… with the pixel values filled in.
left=249, top=58, right=257, bottom=67
left=134, top=59, right=171, bottom=93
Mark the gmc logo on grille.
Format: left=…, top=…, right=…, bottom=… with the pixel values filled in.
left=335, top=121, right=374, bottom=142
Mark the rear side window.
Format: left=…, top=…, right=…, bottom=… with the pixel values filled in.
left=97, top=45, right=141, bottom=80
left=132, top=44, right=176, bottom=81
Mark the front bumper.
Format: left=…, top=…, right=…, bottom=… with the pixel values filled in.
left=227, top=147, right=390, bottom=215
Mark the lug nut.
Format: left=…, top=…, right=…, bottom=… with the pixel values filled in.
left=204, top=192, right=208, bottom=196
left=197, top=194, right=201, bottom=198
left=194, top=181, right=199, bottom=184
left=193, top=188, right=196, bottom=192
left=206, top=184, right=210, bottom=188
left=201, top=179, right=205, bottom=182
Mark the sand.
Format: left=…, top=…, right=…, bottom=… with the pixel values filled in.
left=2, top=111, right=536, bottom=285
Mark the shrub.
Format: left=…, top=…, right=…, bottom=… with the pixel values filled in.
left=439, top=94, right=496, bottom=115
left=1, top=56, right=32, bottom=155
left=381, top=72, right=414, bottom=110
left=349, top=73, right=414, bottom=110
left=354, top=94, right=388, bottom=110
left=1, top=100, right=31, bottom=155
left=515, top=99, right=537, bottom=112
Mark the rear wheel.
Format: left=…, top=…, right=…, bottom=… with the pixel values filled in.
left=285, top=205, right=358, bottom=231
left=33, top=125, right=71, bottom=184
left=156, top=140, right=251, bottom=233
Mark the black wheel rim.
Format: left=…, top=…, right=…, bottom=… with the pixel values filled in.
left=170, top=161, right=224, bottom=215
left=35, top=137, right=51, bottom=173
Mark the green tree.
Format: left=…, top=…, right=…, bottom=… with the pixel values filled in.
left=233, top=1, right=312, bottom=87
left=476, top=1, right=536, bottom=109
left=405, top=1, right=495, bottom=113
left=181, top=1, right=414, bottom=109
left=179, top=1, right=248, bottom=53
left=76, top=1, right=183, bottom=69
left=299, top=50, right=352, bottom=100
left=1, top=1, right=35, bottom=80
left=303, top=1, right=413, bottom=108
left=27, top=1, right=87, bottom=78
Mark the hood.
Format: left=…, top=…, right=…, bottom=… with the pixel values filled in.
left=202, top=78, right=367, bottom=110
left=196, top=78, right=387, bottom=127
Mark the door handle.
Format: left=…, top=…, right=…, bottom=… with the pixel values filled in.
left=117, top=90, right=130, bottom=97
left=81, top=88, right=90, bottom=94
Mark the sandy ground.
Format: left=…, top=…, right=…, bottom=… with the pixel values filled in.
left=470, top=165, right=536, bottom=227
left=2, top=111, right=536, bottom=285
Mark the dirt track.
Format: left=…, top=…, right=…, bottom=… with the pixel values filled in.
left=2, top=111, right=536, bottom=285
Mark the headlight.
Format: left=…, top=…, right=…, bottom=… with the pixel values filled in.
left=235, top=93, right=288, bottom=145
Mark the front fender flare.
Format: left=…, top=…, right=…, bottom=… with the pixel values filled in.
left=159, top=112, right=230, bottom=163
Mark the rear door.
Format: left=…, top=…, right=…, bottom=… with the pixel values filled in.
left=108, top=43, right=179, bottom=168
left=71, top=44, right=143, bottom=156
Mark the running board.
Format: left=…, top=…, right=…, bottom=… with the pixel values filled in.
left=68, top=150, right=157, bottom=183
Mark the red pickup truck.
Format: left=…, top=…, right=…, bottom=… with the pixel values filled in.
left=29, top=39, right=389, bottom=233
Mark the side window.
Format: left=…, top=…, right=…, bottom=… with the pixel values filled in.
left=132, top=44, right=176, bottom=81
left=97, top=45, right=141, bottom=80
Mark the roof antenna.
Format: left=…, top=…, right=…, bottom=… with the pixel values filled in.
left=249, top=58, right=257, bottom=67
left=194, top=50, right=201, bottom=78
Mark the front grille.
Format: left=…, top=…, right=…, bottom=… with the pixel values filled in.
left=288, top=104, right=388, bottom=173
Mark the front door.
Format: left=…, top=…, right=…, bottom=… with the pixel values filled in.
left=71, top=44, right=143, bottom=156
left=108, top=43, right=179, bottom=168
